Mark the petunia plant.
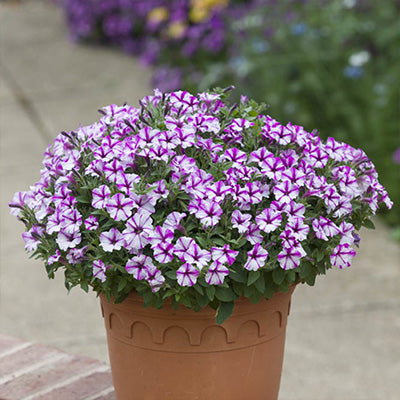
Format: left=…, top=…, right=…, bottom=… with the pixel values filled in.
left=9, top=88, right=392, bottom=323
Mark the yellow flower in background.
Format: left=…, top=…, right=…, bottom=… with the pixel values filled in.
left=147, top=7, right=169, bottom=24
left=190, top=0, right=229, bottom=23
left=167, top=21, right=188, bottom=39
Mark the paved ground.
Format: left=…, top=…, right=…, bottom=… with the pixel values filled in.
left=0, top=1, right=399, bottom=399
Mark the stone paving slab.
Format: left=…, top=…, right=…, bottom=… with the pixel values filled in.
left=0, top=334, right=115, bottom=400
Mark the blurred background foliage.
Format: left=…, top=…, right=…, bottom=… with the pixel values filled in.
left=60, top=0, right=400, bottom=229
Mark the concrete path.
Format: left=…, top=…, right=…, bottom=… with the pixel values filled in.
left=1, top=1, right=399, bottom=399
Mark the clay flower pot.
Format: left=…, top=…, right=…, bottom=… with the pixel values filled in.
left=100, top=285, right=296, bottom=400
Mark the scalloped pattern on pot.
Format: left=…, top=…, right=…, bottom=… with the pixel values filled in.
left=100, top=288, right=294, bottom=353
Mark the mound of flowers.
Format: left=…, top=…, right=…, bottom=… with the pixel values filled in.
left=9, top=88, right=392, bottom=322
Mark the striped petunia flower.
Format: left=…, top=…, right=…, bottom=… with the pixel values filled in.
left=244, top=243, right=269, bottom=271
left=176, top=263, right=200, bottom=287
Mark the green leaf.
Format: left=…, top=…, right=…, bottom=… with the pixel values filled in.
left=117, top=279, right=128, bottom=292
left=215, top=301, right=234, bottom=325
left=254, top=276, right=265, bottom=293
left=215, top=287, right=235, bottom=302
left=229, top=269, right=247, bottom=283
left=247, top=270, right=260, bottom=286
left=363, top=219, right=375, bottom=230
left=272, top=268, right=285, bottom=285
left=164, top=270, right=177, bottom=280
left=205, top=285, right=216, bottom=301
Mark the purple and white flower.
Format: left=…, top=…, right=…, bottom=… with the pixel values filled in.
left=176, top=263, right=200, bottom=286
left=93, top=259, right=111, bottom=283
left=211, top=244, right=239, bottom=266
left=244, top=243, right=269, bottom=271
left=330, top=244, right=356, bottom=269
left=205, top=262, right=230, bottom=285
left=126, top=255, right=152, bottom=280
left=99, top=228, right=124, bottom=252
left=255, top=208, right=282, bottom=233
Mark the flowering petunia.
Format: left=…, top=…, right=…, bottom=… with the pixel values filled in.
left=123, top=211, right=153, bottom=252
left=153, top=242, right=175, bottom=263
left=163, top=212, right=186, bottom=231
left=286, top=217, right=310, bottom=241
left=205, top=262, right=230, bottom=285
left=211, top=244, right=239, bottom=266
left=231, top=210, right=252, bottom=233
left=99, top=228, right=124, bottom=252
left=62, top=208, right=82, bottom=233
left=181, top=242, right=211, bottom=269
left=56, top=230, right=82, bottom=251
left=277, top=244, right=306, bottom=270
left=255, top=208, right=282, bottom=233
left=247, top=223, right=264, bottom=245
left=145, top=264, right=165, bottom=293
left=176, top=263, right=200, bottom=287
left=147, top=225, right=174, bottom=246
left=195, top=200, right=223, bottom=227
left=244, top=243, right=269, bottom=271
left=84, top=215, right=98, bottom=231
left=273, top=181, right=299, bottom=204
left=330, top=244, right=356, bottom=269
left=66, top=246, right=87, bottom=264
left=106, top=193, right=134, bottom=221
left=46, top=210, right=64, bottom=234
left=338, top=221, right=355, bottom=245
left=126, top=255, right=152, bottom=280
left=312, top=217, right=340, bottom=241
left=93, top=259, right=110, bottom=283
left=23, top=225, right=45, bottom=252
left=48, top=250, right=61, bottom=265
left=92, top=185, right=111, bottom=209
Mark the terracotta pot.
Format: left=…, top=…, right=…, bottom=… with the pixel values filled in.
left=100, top=286, right=295, bottom=400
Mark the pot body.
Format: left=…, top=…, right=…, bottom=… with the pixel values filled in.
left=100, top=286, right=295, bottom=400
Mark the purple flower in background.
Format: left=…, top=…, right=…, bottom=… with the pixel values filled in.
left=244, top=243, right=269, bottom=271
left=84, top=215, right=98, bottom=231
left=176, top=263, right=200, bottom=286
left=255, top=208, right=282, bottom=233
left=393, top=148, right=400, bottom=164
left=92, top=185, right=111, bottom=209
left=99, top=228, right=124, bottom=252
left=211, top=244, right=239, bottom=266
left=330, top=244, right=356, bottom=269
left=205, top=261, right=230, bottom=285
left=93, top=259, right=110, bottom=283
left=106, top=193, right=134, bottom=221
left=126, top=254, right=152, bottom=280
